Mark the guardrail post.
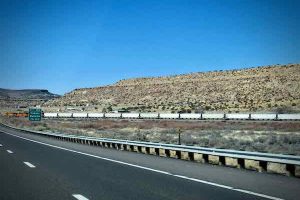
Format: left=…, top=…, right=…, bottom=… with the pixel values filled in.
left=146, top=147, right=150, bottom=154
left=237, top=158, right=245, bottom=169
left=188, top=152, right=194, bottom=161
left=116, top=144, right=121, bottom=150
left=155, top=148, right=159, bottom=155
left=259, top=161, right=268, bottom=172
left=130, top=145, right=134, bottom=151
left=219, top=156, right=226, bottom=165
left=176, top=151, right=181, bottom=159
left=140, top=146, right=146, bottom=153
left=286, top=164, right=296, bottom=176
left=165, top=149, right=170, bottom=157
left=203, top=154, right=209, bottom=163
left=137, top=146, right=142, bottom=153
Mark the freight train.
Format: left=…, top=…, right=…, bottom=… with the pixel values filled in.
left=43, top=112, right=300, bottom=120
left=4, top=111, right=44, bottom=118
left=4, top=112, right=29, bottom=117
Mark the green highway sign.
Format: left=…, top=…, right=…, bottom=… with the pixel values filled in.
left=29, top=108, right=42, bottom=121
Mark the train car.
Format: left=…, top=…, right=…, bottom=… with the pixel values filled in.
left=121, top=113, right=140, bottom=119
left=202, top=113, right=225, bottom=120
left=250, top=114, right=277, bottom=120
left=15, top=112, right=29, bottom=117
left=140, top=113, right=159, bottom=119
left=44, top=113, right=58, bottom=118
left=87, top=113, right=104, bottom=118
left=5, top=112, right=28, bottom=117
left=159, top=113, right=180, bottom=119
left=179, top=113, right=201, bottom=119
left=105, top=113, right=122, bottom=118
left=277, top=114, right=300, bottom=120
left=57, top=113, right=73, bottom=118
left=5, top=112, right=15, bottom=117
left=226, top=113, right=250, bottom=120
left=72, top=113, right=88, bottom=118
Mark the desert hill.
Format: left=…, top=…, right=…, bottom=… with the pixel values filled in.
left=0, top=88, right=59, bottom=100
left=45, top=64, right=300, bottom=113
left=0, top=89, right=59, bottom=112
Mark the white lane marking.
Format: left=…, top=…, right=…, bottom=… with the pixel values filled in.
left=0, top=144, right=3, bottom=147
left=232, top=189, right=283, bottom=200
left=6, top=150, right=13, bottom=154
left=4, top=131, right=283, bottom=200
left=173, top=175, right=233, bottom=189
left=24, top=162, right=36, bottom=168
left=72, top=194, right=89, bottom=200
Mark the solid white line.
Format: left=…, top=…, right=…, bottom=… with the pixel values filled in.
left=4, top=131, right=284, bottom=200
left=24, top=162, right=36, bottom=168
left=6, top=150, right=13, bottom=154
left=72, top=194, right=89, bottom=200
left=232, top=189, right=284, bottom=200
left=173, top=175, right=233, bottom=189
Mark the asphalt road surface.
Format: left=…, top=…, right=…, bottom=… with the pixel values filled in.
left=0, top=125, right=299, bottom=200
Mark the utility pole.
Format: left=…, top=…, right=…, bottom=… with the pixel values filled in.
left=177, top=128, right=181, bottom=145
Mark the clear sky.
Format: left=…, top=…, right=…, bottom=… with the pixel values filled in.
left=1, top=0, right=299, bottom=95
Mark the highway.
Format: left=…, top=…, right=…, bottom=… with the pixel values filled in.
left=0, top=125, right=300, bottom=200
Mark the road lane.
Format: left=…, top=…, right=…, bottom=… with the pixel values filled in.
left=0, top=126, right=299, bottom=199
left=0, top=141, right=73, bottom=200
left=0, top=130, right=268, bottom=200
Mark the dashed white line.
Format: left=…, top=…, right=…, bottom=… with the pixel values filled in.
left=0, top=144, right=3, bottom=147
left=4, top=131, right=284, bottom=200
left=72, top=194, right=89, bottom=200
left=23, top=162, right=36, bottom=168
left=6, top=150, right=13, bottom=154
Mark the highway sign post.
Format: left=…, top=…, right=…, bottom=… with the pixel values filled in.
left=29, top=108, right=42, bottom=121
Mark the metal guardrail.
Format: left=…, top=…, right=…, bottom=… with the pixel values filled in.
left=1, top=123, right=300, bottom=177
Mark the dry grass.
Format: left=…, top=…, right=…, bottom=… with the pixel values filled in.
left=1, top=116, right=300, bottom=155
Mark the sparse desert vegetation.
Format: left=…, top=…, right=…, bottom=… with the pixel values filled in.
left=2, top=116, right=300, bottom=156
left=44, top=64, right=300, bottom=113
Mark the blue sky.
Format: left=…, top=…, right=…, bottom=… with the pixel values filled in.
left=1, top=0, right=299, bottom=95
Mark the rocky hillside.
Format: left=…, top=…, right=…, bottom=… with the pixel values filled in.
left=45, top=64, right=300, bottom=113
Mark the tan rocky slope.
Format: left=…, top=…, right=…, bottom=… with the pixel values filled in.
left=45, top=64, right=300, bottom=113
